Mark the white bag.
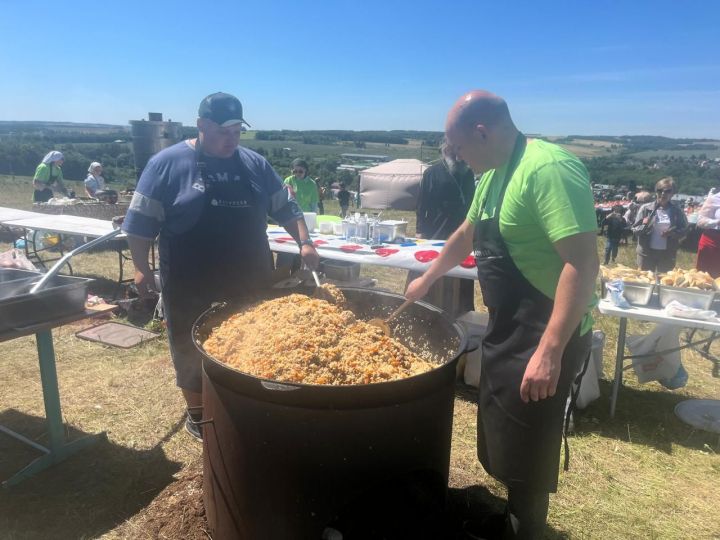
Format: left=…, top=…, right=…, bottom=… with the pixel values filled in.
left=457, top=311, right=489, bottom=388
left=0, top=248, right=37, bottom=271
left=627, top=324, right=682, bottom=384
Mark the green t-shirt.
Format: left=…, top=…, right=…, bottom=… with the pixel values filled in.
left=466, top=139, right=598, bottom=334
left=284, top=175, right=319, bottom=213
left=33, top=162, right=64, bottom=186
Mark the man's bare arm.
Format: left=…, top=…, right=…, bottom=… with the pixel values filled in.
left=520, top=231, right=599, bottom=402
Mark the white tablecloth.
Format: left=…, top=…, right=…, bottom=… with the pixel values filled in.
left=267, top=225, right=476, bottom=279
left=2, top=214, right=118, bottom=238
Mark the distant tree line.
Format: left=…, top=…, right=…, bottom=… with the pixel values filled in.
left=255, top=129, right=444, bottom=146
left=0, top=138, right=136, bottom=185
left=556, top=135, right=719, bottom=153
left=585, top=154, right=720, bottom=195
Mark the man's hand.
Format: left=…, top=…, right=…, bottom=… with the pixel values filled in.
left=300, top=244, right=320, bottom=270
left=519, top=346, right=563, bottom=403
left=134, top=270, right=157, bottom=298
left=405, top=275, right=431, bottom=302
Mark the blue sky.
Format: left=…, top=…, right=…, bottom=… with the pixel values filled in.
left=1, top=0, right=718, bottom=137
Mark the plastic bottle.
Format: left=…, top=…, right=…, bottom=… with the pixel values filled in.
left=343, top=215, right=356, bottom=240
left=356, top=213, right=368, bottom=243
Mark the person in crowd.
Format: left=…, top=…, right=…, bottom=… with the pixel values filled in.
left=416, top=142, right=476, bottom=240
left=624, top=191, right=652, bottom=245
left=33, top=151, right=69, bottom=202
left=406, top=90, right=598, bottom=539
left=410, top=141, right=477, bottom=315
left=695, top=188, right=720, bottom=277
left=284, top=159, right=319, bottom=213
left=632, top=177, right=688, bottom=273
left=84, top=162, right=106, bottom=197
left=85, top=162, right=119, bottom=203
left=337, top=182, right=352, bottom=217
left=122, top=92, right=318, bottom=441
left=602, top=205, right=626, bottom=264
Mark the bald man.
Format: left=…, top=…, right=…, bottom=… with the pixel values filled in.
left=406, top=91, right=598, bottom=539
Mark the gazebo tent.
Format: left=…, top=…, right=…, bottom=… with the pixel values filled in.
left=359, top=159, right=428, bottom=211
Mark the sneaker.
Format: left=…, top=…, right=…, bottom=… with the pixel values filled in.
left=185, top=412, right=203, bottom=441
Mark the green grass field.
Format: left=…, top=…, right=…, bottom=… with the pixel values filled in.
left=0, top=175, right=719, bottom=539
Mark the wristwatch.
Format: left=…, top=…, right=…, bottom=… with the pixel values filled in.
left=298, top=239, right=314, bottom=248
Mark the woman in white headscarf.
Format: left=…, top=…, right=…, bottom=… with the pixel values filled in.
left=84, top=162, right=106, bottom=198
left=33, top=151, right=68, bottom=202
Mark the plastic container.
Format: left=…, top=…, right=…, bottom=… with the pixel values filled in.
left=303, top=212, right=317, bottom=233
left=322, top=259, right=361, bottom=281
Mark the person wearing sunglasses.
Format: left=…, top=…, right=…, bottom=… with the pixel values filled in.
left=632, top=177, right=688, bottom=272
left=284, top=158, right=319, bottom=213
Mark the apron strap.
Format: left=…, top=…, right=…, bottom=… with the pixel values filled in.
left=563, top=347, right=592, bottom=471
left=477, top=133, right=527, bottom=220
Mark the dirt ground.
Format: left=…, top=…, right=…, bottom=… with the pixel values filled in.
left=112, top=464, right=209, bottom=540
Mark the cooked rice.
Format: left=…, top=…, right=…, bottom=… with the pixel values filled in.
left=202, top=290, right=436, bottom=385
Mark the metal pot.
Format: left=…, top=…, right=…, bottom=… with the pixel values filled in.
left=192, top=287, right=473, bottom=539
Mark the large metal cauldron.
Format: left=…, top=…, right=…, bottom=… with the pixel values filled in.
left=192, top=287, right=469, bottom=540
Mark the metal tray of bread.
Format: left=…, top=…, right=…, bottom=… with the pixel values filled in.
left=658, top=285, right=716, bottom=310
left=601, top=278, right=655, bottom=306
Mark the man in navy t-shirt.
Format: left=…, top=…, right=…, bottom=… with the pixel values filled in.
left=122, top=92, right=319, bottom=440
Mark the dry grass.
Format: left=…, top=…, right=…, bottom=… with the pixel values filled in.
left=1, top=177, right=720, bottom=539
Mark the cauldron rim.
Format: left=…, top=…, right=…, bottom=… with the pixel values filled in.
left=192, top=286, right=468, bottom=392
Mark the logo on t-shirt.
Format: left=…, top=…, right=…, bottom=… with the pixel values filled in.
left=210, top=198, right=250, bottom=208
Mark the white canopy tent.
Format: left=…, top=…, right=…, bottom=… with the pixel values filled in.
left=359, top=159, right=428, bottom=211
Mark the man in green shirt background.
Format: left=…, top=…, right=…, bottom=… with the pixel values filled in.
left=284, top=158, right=319, bottom=213
left=406, top=90, right=598, bottom=539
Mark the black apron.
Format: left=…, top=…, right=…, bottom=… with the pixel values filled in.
left=160, top=142, right=273, bottom=391
left=161, top=141, right=272, bottom=299
left=474, top=134, right=591, bottom=493
left=33, top=165, right=58, bottom=202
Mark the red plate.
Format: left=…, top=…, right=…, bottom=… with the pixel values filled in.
left=460, top=255, right=476, bottom=268
left=374, top=248, right=399, bottom=257
left=414, top=250, right=439, bottom=263
left=340, top=244, right=363, bottom=252
left=274, top=236, right=296, bottom=243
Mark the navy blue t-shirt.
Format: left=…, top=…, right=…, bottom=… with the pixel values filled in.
left=122, top=140, right=302, bottom=241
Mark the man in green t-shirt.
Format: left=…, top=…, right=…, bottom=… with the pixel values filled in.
left=406, top=90, right=598, bottom=539
left=284, top=158, right=319, bottom=213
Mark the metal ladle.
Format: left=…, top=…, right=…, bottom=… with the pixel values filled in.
left=310, top=270, right=338, bottom=304
left=367, top=298, right=414, bottom=337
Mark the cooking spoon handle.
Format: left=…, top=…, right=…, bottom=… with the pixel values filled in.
left=311, top=271, right=323, bottom=288
left=387, top=298, right=414, bottom=323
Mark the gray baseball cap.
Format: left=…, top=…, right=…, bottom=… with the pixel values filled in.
left=198, top=92, right=251, bottom=127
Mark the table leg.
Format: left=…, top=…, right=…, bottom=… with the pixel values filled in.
left=2, top=330, right=105, bottom=488
left=610, top=317, right=627, bottom=419
left=35, top=330, right=66, bottom=451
